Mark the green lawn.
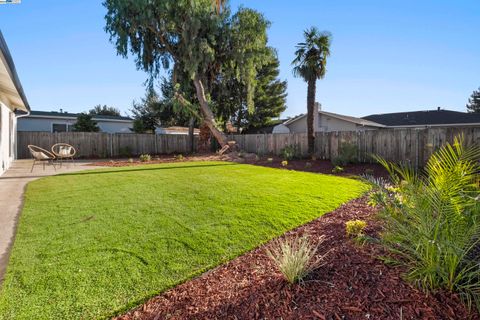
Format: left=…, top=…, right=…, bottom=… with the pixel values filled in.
left=0, top=161, right=367, bottom=319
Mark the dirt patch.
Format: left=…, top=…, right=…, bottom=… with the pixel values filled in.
left=91, top=153, right=387, bottom=178
left=115, top=198, right=476, bottom=320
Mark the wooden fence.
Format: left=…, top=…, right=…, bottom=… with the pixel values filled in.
left=18, top=127, right=480, bottom=165
left=17, top=132, right=197, bottom=159
left=229, top=127, right=480, bottom=166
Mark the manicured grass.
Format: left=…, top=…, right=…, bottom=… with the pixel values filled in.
left=0, top=161, right=367, bottom=319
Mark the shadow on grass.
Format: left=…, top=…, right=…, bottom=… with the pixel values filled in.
left=57, top=162, right=239, bottom=177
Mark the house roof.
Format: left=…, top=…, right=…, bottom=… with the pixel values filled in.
left=284, top=111, right=384, bottom=127
left=0, top=30, right=29, bottom=111
left=28, top=110, right=133, bottom=122
left=362, top=109, right=480, bottom=127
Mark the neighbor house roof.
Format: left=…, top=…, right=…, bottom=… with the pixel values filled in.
left=362, top=109, right=480, bottom=127
left=28, top=110, right=133, bottom=122
left=284, top=111, right=384, bottom=127
left=0, top=30, right=29, bottom=111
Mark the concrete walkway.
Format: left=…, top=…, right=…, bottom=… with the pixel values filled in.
left=0, top=159, right=104, bottom=282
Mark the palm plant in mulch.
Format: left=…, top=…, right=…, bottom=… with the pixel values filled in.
left=366, top=136, right=480, bottom=311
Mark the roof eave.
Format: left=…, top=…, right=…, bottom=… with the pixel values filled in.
left=0, top=31, right=30, bottom=112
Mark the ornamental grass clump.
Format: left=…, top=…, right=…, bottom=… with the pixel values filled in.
left=369, top=136, right=480, bottom=310
left=267, top=234, right=326, bottom=284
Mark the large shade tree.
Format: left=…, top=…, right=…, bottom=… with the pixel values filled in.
left=104, top=0, right=269, bottom=147
left=292, top=27, right=331, bottom=155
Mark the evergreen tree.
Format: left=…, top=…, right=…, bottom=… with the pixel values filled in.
left=73, top=113, right=100, bottom=132
left=466, top=88, right=480, bottom=113
left=89, top=105, right=121, bottom=116
left=212, top=49, right=286, bottom=131
left=246, top=50, right=287, bottom=130
left=130, top=87, right=161, bottom=133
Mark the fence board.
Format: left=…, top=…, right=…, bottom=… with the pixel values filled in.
left=18, top=127, right=480, bottom=165
left=17, top=132, right=196, bottom=159
left=227, top=127, right=480, bottom=166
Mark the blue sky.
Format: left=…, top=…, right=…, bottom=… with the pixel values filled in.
left=0, top=0, right=478, bottom=118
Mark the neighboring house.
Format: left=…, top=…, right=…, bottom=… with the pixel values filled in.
left=17, top=110, right=134, bottom=133
left=363, top=108, right=480, bottom=128
left=0, top=31, right=30, bottom=175
left=273, top=105, right=384, bottom=134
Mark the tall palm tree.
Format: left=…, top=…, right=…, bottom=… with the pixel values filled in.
left=292, top=27, right=331, bottom=155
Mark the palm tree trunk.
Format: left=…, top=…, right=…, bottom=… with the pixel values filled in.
left=193, top=74, right=228, bottom=147
left=306, top=78, right=316, bottom=155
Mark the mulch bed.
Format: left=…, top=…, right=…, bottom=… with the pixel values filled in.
left=91, top=153, right=388, bottom=178
left=115, top=197, right=477, bottom=320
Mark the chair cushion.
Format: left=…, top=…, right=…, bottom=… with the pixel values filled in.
left=59, top=146, right=72, bottom=156
left=32, top=151, right=50, bottom=160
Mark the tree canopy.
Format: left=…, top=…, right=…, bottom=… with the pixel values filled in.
left=104, top=0, right=271, bottom=146
left=466, top=88, right=480, bottom=113
left=89, top=105, right=121, bottom=116
left=73, top=113, right=100, bottom=132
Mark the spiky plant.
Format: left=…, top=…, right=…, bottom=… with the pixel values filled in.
left=267, top=234, right=326, bottom=284
left=374, top=136, right=480, bottom=310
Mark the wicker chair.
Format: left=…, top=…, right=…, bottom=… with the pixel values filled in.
left=27, top=145, right=56, bottom=172
left=51, top=143, right=76, bottom=167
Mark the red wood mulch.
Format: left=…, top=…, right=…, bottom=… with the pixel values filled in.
left=115, top=197, right=477, bottom=320
left=91, top=154, right=388, bottom=178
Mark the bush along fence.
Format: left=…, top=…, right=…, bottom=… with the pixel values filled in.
left=17, top=132, right=197, bottom=159
left=228, top=127, right=480, bottom=166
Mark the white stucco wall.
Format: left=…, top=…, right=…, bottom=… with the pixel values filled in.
left=0, top=102, right=16, bottom=175
left=18, top=117, right=133, bottom=133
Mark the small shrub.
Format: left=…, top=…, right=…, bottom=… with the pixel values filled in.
left=364, top=168, right=374, bottom=176
left=119, top=146, right=132, bottom=157
left=332, top=165, right=344, bottom=173
left=332, top=142, right=358, bottom=166
left=139, top=154, right=151, bottom=162
left=128, top=158, right=134, bottom=163
left=175, top=154, right=184, bottom=161
left=345, top=220, right=367, bottom=237
left=281, top=160, right=288, bottom=167
left=267, top=157, right=273, bottom=163
left=267, top=235, right=326, bottom=284
left=367, top=190, right=388, bottom=207
left=280, top=145, right=298, bottom=161
left=305, top=162, right=312, bottom=169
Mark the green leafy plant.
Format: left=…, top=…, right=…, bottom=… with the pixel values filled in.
left=281, top=160, right=288, bottom=167
left=305, top=162, right=312, bottom=169
left=332, top=165, right=344, bottom=173
left=267, top=157, right=273, bottom=163
left=175, top=154, right=184, bottom=161
left=345, top=220, right=367, bottom=237
left=128, top=158, right=134, bottom=163
left=332, top=142, right=358, bottom=166
left=119, top=146, right=132, bottom=158
left=266, top=235, right=326, bottom=284
left=139, top=154, right=151, bottom=162
left=374, top=136, right=480, bottom=310
left=364, top=168, right=374, bottom=176
left=280, top=145, right=298, bottom=161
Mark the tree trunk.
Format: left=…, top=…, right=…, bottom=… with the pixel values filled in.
left=193, top=74, right=228, bottom=147
left=306, top=78, right=316, bottom=155
left=188, top=116, right=195, bottom=153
